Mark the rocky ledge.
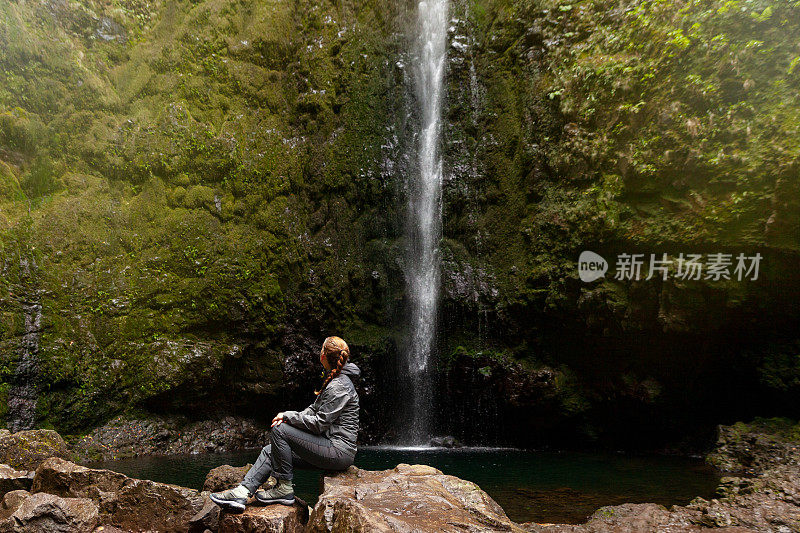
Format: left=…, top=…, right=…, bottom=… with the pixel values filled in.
left=71, top=416, right=270, bottom=461
left=0, top=421, right=795, bottom=532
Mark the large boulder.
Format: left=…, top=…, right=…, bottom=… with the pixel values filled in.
left=0, top=431, right=70, bottom=470
left=219, top=504, right=308, bottom=533
left=307, top=464, right=527, bottom=533
left=32, top=457, right=205, bottom=532
left=0, top=465, right=34, bottom=497
left=31, top=458, right=128, bottom=499
left=203, top=464, right=252, bottom=492
left=0, top=489, right=99, bottom=532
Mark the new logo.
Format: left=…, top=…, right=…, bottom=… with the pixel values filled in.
left=578, top=251, right=608, bottom=282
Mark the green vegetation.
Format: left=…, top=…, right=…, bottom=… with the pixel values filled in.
left=728, top=417, right=800, bottom=443
left=0, top=0, right=797, bottom=440
left=443, top=0, right=799, bottom=310
left=0, top=0, right=406, bottom=431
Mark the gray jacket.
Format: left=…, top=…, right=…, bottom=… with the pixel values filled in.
left=282, top=362, right=360, bottom=455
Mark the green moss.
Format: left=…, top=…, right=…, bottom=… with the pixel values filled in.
left=731, top=417, right=800, bottom=443
left=183, top=185, right=217, bottom=209
left=0, top=0, right=407, bottom=433
left=598, top=507, right=615, bottom=518
left=0, top=0, right=797, bottom=437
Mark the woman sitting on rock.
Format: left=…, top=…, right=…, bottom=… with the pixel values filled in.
left=210, top=336, right=360, bottom=512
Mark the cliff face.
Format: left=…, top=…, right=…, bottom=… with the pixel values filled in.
left=0, top=0, right=798, bottom=447
left=434, top=0, right=800, bottom=447
left=0, top=0, right=412, bottom=434
left=435, top=0, right=800, bottom=447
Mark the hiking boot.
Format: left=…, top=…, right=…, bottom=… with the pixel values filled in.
left=255, top=479, right=295, bottom=505
left=209, top=484, right=250, bottom=513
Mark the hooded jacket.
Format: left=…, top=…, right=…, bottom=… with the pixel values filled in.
left=281, top=362, right=360, bottom=455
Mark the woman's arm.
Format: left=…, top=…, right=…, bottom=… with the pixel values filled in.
left=282, top=384, right=349, bottom=435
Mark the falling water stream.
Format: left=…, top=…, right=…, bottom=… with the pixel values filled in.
left=401, top=0, right=449, bottom=444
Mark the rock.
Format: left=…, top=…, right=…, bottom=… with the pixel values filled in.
left=0, top=464, right=34, bottom=497
left=521, top=503, right=770, bottom=532
left=187, top=498, right=220, bottom=533
left=32, top=458, right=129, bottom=498
left=72, top=416, right=269, bottom=461
left=95, top=17, right=127, bottom=44
left=525, top=503, right=705, bottom=532
left=107, top=477, right=205, bottom=532
left=706, top=420, right=800, bottom=474
left=33, top=457, right=205, bottom=531
left=0, top=490, right=99, bottom=532
left=430, top=436, right=462, bottom=448
left=0, top=490, right=29, bottom=514
left=203, top=464, right=252, bottom=492
left=683, top=466, right=800, bottom=531
left=307, top=464, right=526, bottom=533
left=0, top=430, right=70, bottom=470
left=219, top=504, right=308, bottom=533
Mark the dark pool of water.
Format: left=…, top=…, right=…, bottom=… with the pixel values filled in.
left=90, top=447, right=720, bottom=524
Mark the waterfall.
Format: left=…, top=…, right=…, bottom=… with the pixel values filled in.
left=400, top=0, right=449, bottom=444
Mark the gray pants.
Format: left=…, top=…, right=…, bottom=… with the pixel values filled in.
left=241, top=423, right=355, bottom=493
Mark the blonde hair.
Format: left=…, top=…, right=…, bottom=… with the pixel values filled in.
left=316, top=336, right=350, bottom=395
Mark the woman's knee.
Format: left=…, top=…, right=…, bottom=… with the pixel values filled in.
left=270, top=422, right=289, bottom=440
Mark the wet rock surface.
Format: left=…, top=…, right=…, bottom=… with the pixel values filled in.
left=429, top=435, right=462, bottom=448
left=71, top=416, right=269, bottom=461
left=1, top=0, right=799, bottom=459
left=7, top=290, right=42, bottom=434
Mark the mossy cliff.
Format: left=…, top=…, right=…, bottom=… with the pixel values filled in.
left=436, top=0, right=800, bottom=447
left=0, top=0, right=798, bottom=447
left=0, top=0, right=409, bottom=434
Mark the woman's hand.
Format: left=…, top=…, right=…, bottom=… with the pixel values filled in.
left=271, top=412, right=285, bottom=428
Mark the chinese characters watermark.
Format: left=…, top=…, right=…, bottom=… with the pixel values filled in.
left=579, top=251, right=762, bottom=282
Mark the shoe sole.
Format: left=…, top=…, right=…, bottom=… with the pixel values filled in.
left=255, top=495, right=295, bottom=506
left=209, top=493, right=246, bottom=513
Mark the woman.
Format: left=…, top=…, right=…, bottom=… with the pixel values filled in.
left=210, top=336, right=360, bottom=512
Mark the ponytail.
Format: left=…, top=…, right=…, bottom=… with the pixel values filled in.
left=315, top=337, right=350, bottom=395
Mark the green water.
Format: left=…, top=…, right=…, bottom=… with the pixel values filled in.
left=90, top=447, right=720, bottom=524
